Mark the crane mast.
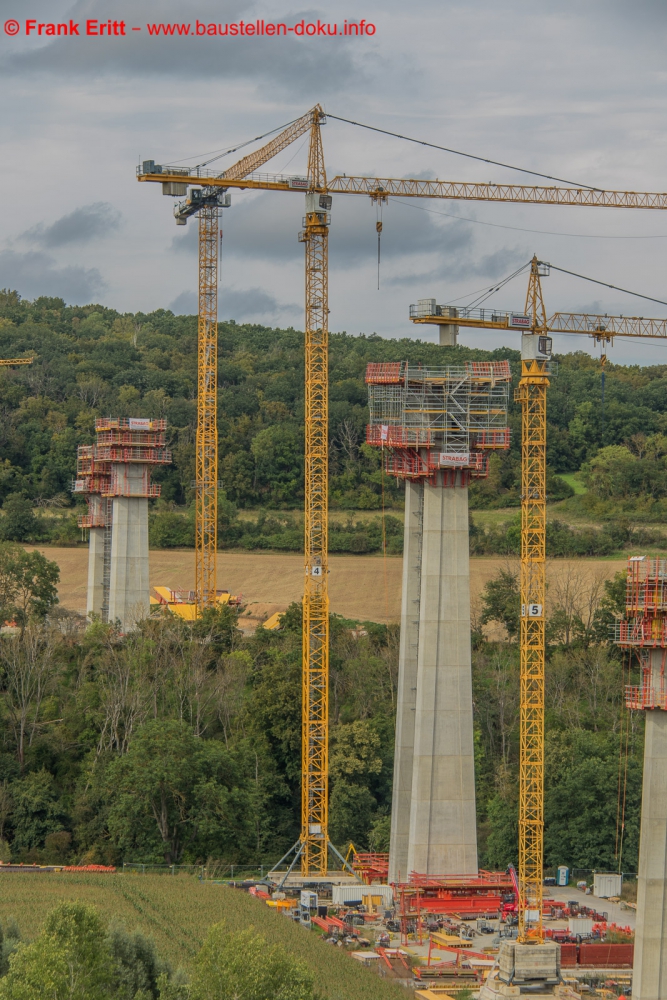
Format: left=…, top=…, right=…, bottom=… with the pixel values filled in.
left=514, top=258, right=550, bottom=941
left=299, top=109, right=330, bottom=875
left=196, top=204, right=219, bottom=610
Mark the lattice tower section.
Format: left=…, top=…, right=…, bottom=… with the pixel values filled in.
left=514, top=370, right=547, bottom=940
left=196, top=202, right=219, bottom=612
left=299, top=111, right=329, bottom=876
left=513, top=257, right=550, bottom=943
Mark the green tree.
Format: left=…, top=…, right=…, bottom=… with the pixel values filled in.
left=11, top=769, right=66, bottom=854
left=0, top=545, right=59, bottom=629
left=106, top=719, right=254, bottom=864
left=0, top=495, right=37, bottom=544
left=107, top=922, right=169, bottom=1000
left=190, top=925, right=317, bottom=1000
left=0, top=902, right=114, bottom=1000
left=480, top=569, right=520, bottom=640
left=329, top=721, right=383, bottom=846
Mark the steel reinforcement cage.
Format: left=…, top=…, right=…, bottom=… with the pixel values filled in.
left=365, top=361, right=511, bottom=478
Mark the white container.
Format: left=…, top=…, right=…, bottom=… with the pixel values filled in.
left=415, top=298, right=437, bottom=317
left=593, top=873, right=622, bottom=898
left=569, top=917, right=594, bottom=936
left=332, top=884, right=393, bottom=907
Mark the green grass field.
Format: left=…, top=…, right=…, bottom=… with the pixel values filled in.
left=0, top=873, right=403, bottom=1000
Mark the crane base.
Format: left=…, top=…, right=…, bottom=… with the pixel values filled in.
left=480, top=943, right=577, bottom=1000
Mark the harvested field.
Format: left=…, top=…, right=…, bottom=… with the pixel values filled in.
left=27, top=547, right=626, bottom=624
left=0, top=872, right=404, bottom=999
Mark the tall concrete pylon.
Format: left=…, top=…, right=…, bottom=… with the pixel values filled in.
left=615, top=558, right=667, bottom=1000
left=634, top=695, right=667, bottom=1000
left=366, top=359, right=512, bottom=879
left=389, top=474, right=478, bottom=881
left=74, top=417, right=171, bottom=631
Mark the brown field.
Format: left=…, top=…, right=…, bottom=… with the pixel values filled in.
left=27, top=546, right=626, bottom=624
left=0, top=873, right=404, bottom=999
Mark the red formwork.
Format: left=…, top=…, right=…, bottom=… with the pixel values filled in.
left=578, top=942, right=634, bottom=967
left=397, top=870, right=513, bottom=916
left=365, top=362, right=405, bottom=384
left=96, top=430, right=167, bottom=447
left=92, top=445, right=172, bottom=464
left=560, top=944, right=578, bottom=967
left=366, top=426, right=432, bottom=448
left=474, top=428, right=511, bottom=449
left=465, top=361, right=512, bottom=379
left=351, top=852, right=389, bottom=884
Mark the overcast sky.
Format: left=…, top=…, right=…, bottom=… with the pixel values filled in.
left=2, top=0, right=667, bottom=362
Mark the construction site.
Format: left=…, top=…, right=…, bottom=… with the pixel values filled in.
left=42, top=104, right=667, bottom=1000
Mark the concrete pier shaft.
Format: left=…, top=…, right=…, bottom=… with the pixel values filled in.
left=633, top=650, right=667, bottom=1000
left=389, top=479, right=423, bottom=884
left=107, top=464, right=150, bottom=630
left=86, top=526, right=105, bottom=618
left=406, top=475, right=478, bottom=875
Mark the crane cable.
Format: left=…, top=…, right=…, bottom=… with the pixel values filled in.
left=540, top=263, right=667, bottom=309
left=327, top=114, right=602, bottom=190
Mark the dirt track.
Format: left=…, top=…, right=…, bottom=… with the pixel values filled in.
left=27, top=547, right=626, bottom=624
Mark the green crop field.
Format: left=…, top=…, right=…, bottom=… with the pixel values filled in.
left=0, top=873, right=403, bottom=1000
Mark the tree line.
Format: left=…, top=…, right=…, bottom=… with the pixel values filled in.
left=0, top=290, right=666, bottom=544
left=0, top=535, right=642, bottom=877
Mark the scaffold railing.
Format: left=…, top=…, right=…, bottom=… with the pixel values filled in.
left=626, top=556, right=667, bottom=613
left=612, top=618, right=667, bottom=646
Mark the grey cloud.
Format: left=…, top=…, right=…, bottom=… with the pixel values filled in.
left=0, top=250, right=105, bottom=303
left=172, top=191, right=476, bottom=267
left=169, top=290, right=198, bottom=314
left=2, top=0, right=366, bottom=91
left=169, top=286, right=300, bottom=320
left=391, top=247, right=527, bottom=287
left=220, top=288, right=300, bottom=320
left=22, top=203, right=121, bottom=248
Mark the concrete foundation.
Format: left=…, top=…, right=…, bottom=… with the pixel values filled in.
left=86, top=527, right=105, bottom=617
left=389, top=474, right=478, bottom=878
left=107, top=490, right=150, bottom=631
left=498, top=941, right=561, bottom=985
left=388, top=480, right=423, bottom=883
left=633, top=652, right=667, bottom=1000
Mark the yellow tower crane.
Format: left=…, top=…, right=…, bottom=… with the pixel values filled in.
left=138, top=105, right=667, bottom=878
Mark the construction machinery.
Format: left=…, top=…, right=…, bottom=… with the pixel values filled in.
left=138, top=105, right=667, bottom=879
left=412, top=264, right=667, bottom=948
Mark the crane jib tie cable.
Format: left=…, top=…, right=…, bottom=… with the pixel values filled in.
left=327, top=114, right=602, bottom=191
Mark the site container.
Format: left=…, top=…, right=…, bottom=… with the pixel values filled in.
left=593, top=873, right=623, bottom=898
left=569, top=917, right=594, bottom=935
left=332, top=884, right=393, bottom=907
